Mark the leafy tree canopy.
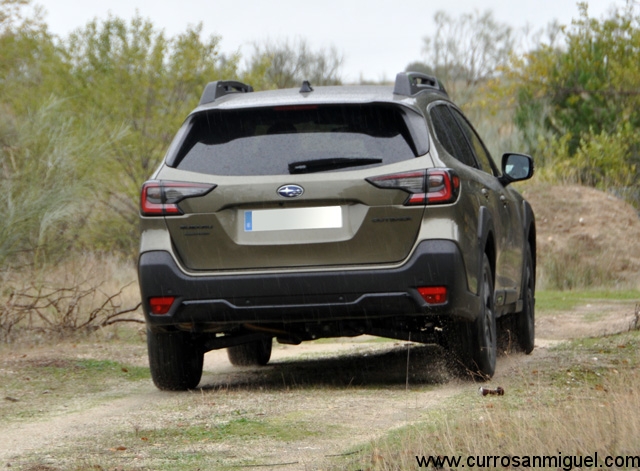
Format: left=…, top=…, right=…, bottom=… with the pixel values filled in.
left=509, top=2, right=640, bottom=194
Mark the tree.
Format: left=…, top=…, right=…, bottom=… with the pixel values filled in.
left=0, top=99, right=112, bottom=267
left=418, top=10, right=515, bottom=102
left=0, top=0, right=84, bottom=266
left=1, top=0, right=33, bottom=31
left=245, top=38, right=343, bottom=89
left=0, top=0, right=68, bottom=113
left=510, top=2, right=640, bottom=197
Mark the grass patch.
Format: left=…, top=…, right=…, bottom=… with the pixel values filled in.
left=28, top=411, right=324, bottom=471
left=539, top=248, right=614, bottom=290
left=336, top=330, right=640, bottom=470
left=536, top=289, right=640, bottom=311
left=75, top=359, right=148, bottom=381
left=0, top=357, right=149, bottom=423
left=133, top=416, right=318, bottom=443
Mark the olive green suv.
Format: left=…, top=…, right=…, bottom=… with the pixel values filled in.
left=138, top=72, right=536, bottom=390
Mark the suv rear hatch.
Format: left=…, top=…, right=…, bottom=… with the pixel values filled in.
left=150, top=103, right=433, bottom=271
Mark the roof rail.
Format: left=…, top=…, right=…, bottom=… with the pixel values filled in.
left=393, top=72, right=448, bottom=97
left=199, top=80, right=254, bottom=105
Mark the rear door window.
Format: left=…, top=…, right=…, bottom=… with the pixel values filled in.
left=429, top=104, right=478, bottom=168
left=450, top=108, right=498, bottom=176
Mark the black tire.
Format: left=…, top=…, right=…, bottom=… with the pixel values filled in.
left=515, top=245, right=535, bottom=354
left=448, top=254, right=497, bottom=379
left=472, top=254, right=497, bottom=377
left=147, top=329, right=204, bottom=391
left=227, top=337, right=273, bottom=366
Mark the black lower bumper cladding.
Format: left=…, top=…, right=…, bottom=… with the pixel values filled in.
left=138, top=240, right=481, bottom=328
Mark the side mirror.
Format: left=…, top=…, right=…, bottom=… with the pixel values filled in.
left=499, top=153, right=534, bottom=186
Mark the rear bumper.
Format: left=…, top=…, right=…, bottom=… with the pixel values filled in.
left=138, top=240, right=481, bottom=328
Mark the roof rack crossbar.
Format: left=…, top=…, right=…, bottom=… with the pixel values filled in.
left=199, top=80, right=254, bottom=105
left=394, top=72, right=448, bottom=97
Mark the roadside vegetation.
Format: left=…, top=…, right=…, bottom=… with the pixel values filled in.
left=339, top=328, right=640, bottom=471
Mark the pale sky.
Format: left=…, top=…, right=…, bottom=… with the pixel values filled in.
left=33, top=0, right=623, bottom=82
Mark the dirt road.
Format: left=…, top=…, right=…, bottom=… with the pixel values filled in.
left=1, top=300, right=637, bottom=470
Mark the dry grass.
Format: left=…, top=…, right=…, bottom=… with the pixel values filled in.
left=345, top=330, right=640, bottom=470
left=0, top=254, right=142, bottom=343
left=540, top=246, right=630, bottom=291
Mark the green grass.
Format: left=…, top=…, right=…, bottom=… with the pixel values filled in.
left=37, top=411, right=324, bottom=471
left=547, top=334, right=637, bottom=389
left=74, top=359, right=148, bottom=380
left=536, top=289, right=640, bottom=311
left=0, top=358, right=149, bottom=423
left=131, top=416, right=319, bottom=443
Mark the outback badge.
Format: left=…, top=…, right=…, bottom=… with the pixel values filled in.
left=277, top=184, right=304, bottom=198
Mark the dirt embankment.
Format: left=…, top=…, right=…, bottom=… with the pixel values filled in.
left=522, top=183, right=640, bottom=288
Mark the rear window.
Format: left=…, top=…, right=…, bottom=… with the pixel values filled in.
left=167, top=104, right=427, bottom=176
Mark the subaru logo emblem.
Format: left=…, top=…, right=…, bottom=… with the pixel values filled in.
left=277, top=184, right=304, bottom=198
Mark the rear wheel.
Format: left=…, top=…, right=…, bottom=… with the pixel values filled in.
left=147, top=329, right=204, bottom=391
left=515, top=245, right=535, bottom=353
left=473, top=254, right=497, bottom=377
left=227, top=337, right=273, bottom=366
left=448, top=254, right=497, bottom=379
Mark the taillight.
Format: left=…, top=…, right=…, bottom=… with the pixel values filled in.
left=149, top=296, right=176, bottom=315
left=366, top=168, right=460, bottom=205
left=140, top=181, right=215, bottom=216
left=417, top=286, right=448, bottom=305
left=426, top=169, right=460, bottom=204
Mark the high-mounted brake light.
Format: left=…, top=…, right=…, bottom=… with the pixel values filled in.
left=366, top=168, right=460, bottom=205
left=273, top=105, right=319, bottom=111
left=140, top=181, right=215, bottom=216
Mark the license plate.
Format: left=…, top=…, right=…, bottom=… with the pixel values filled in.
left=244, top=206, right=342, bottom=232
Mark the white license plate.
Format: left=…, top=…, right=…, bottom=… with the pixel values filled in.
left=244, top=206, right=342, bottom=232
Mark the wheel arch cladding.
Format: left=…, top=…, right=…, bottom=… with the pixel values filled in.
left=477, top=205, right=497, bottom=287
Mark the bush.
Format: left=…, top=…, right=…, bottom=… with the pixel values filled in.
left=0, top=255, right=142, bottom=343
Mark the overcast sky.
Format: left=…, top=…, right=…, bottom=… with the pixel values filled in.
left=33, top=0, right=623, bottom=82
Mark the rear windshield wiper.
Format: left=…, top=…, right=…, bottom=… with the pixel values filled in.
left=288, top=157, right=383, bottom=174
